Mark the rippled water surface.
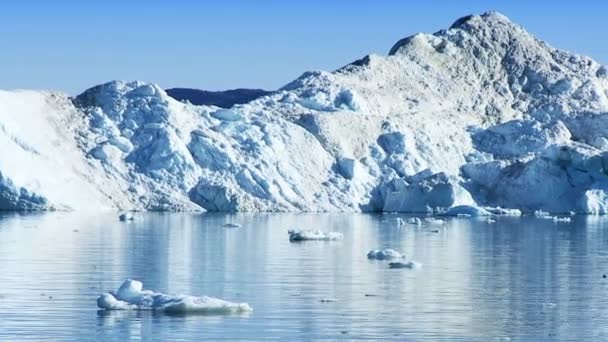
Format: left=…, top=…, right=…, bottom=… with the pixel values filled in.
left=1, top=212, right=608, bottom=341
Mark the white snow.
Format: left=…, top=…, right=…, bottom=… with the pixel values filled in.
left=3, top=12, right=608, bottom=214
left=97, top=279, right=252, bottom=314
left=288, top=229, right=343, bottom=242
left=367, top=248, right=404, bottom=260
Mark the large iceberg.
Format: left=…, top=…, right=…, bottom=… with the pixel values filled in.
left=97, top=279, right=252, bottom=314
left=3, top=12, right=608, bottom=214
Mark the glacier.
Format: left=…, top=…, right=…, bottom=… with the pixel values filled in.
left=2, top=11, right=608, bottom=214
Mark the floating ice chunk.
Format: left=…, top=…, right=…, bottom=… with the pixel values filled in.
left=424, top=218, right=446, bottom=225
left=407, top=217, right=422, bottom=226
left=116, top=279, right=144, bottom=301
left=484, top=207, right=522, bottom=216
left=367, top=249, right=404, bottom=260
left=552, top=216, right=571, bottom=223
left=97, top=279, right=252, bottom=314
left=223, top=223, right=241, bottom=228
left=119, top=213, right=136, bottom=221
left=445, top=205, right=492, bottom=217
left=534, top=210, right=551, bottom=218
left=396, top=217, right=406, bottom=226
left=389, top=261, right=422, bottom=269
left=486, top=218, right=496, bottom=224
left=288, top=229, right=343, bottom=242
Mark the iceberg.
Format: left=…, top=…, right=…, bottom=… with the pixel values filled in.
left=97, top=279, right=252, bottom=314
left=2, top=12, right=608, bottom=214
left=288, top=229, right=343, bottom=242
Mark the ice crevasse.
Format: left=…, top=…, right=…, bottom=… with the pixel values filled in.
left=2, top=11, right=608, bottom=214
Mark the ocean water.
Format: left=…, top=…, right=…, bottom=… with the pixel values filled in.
left=0, top=212, right=607, bottom=341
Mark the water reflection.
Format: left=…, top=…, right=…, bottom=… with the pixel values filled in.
left=0, top=212, right=607, bottom=340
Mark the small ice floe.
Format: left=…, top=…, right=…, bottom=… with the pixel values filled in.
left=288, top=229, right=343, bottom=242
left=424, top=218, right=445, bottom=225
left=534, top=210, right=551, bottom=218
left=486, top=218, right=496, bottom=224
left=367, top=249, right=404, bottom=260
left=97, top=279, right=252, bottom=314
left=552, top=216, right=571, bottom=223
left=445, top=205, right=491, bottom=217
left=396, top=218, right=406, bottom=226
left=569, top=211, right=576, bottom=216
left=407, top=217, right=422, bottom=226
left=484, top=207, right=522, bottom=217
left=223, top=223, right=241, bottom=228
left=388, top=261, right=422, bottom=269
left=119, top=213, right=136, bottom=222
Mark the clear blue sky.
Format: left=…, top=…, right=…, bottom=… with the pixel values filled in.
left=0, top=0, right=606, bottom=94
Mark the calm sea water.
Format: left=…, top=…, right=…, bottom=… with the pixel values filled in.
left=0, top=212, right=607, bottom=341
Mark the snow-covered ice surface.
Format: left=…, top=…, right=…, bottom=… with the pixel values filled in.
left=288, top=229, right=343, bottom=242
left=4, top=11, right=608, bottom=214
left=97, top=279, right=252, bottom=314
left=367, top=248, right=404, bottom=260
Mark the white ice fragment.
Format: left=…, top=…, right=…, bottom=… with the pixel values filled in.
left=367, top=249, right=404, bottom=260
left=116, top=279, right=143, bottom=301
left=389, top=261, right=422, bottom=269
left=534, top=210, right=551, bottom=218
left=97, top=279, right=252, bottom=314
left=445, top=205, right=492, bottom=217
left=288, top=229, right=343, bottom=242
left=552, top=216, right=571, bottom=223
left=484, top=207, right=522, bottom=216
left=486, top=218, right=496, bottom=224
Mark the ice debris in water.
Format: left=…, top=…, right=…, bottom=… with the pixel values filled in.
left=552, top=216, right=571, bottom=223
left=119, top=213, right=135, bottom=221
left=97, top=279, right=252, bottom=314
left=223, top=223, right=241, bottom=228
left=445, top=205, right=492, bottom=217
left=484, top=207, right=522, bottom=216
left=367, top=249, right=404, bottom=260
left=407, top=217, right=422, bottom=226
left=396, top=218, right=406, bottom=226
left=389, top=261, right=422, bottom=269
left=288, top=229, right=343, bottom=242
left=534, top=210, right=551, bottom=218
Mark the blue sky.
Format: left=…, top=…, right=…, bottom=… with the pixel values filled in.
left=1, top=1, right=606, bottom=94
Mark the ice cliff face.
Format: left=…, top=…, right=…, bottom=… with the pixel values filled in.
left=2, top=11, right=608, bottom=213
